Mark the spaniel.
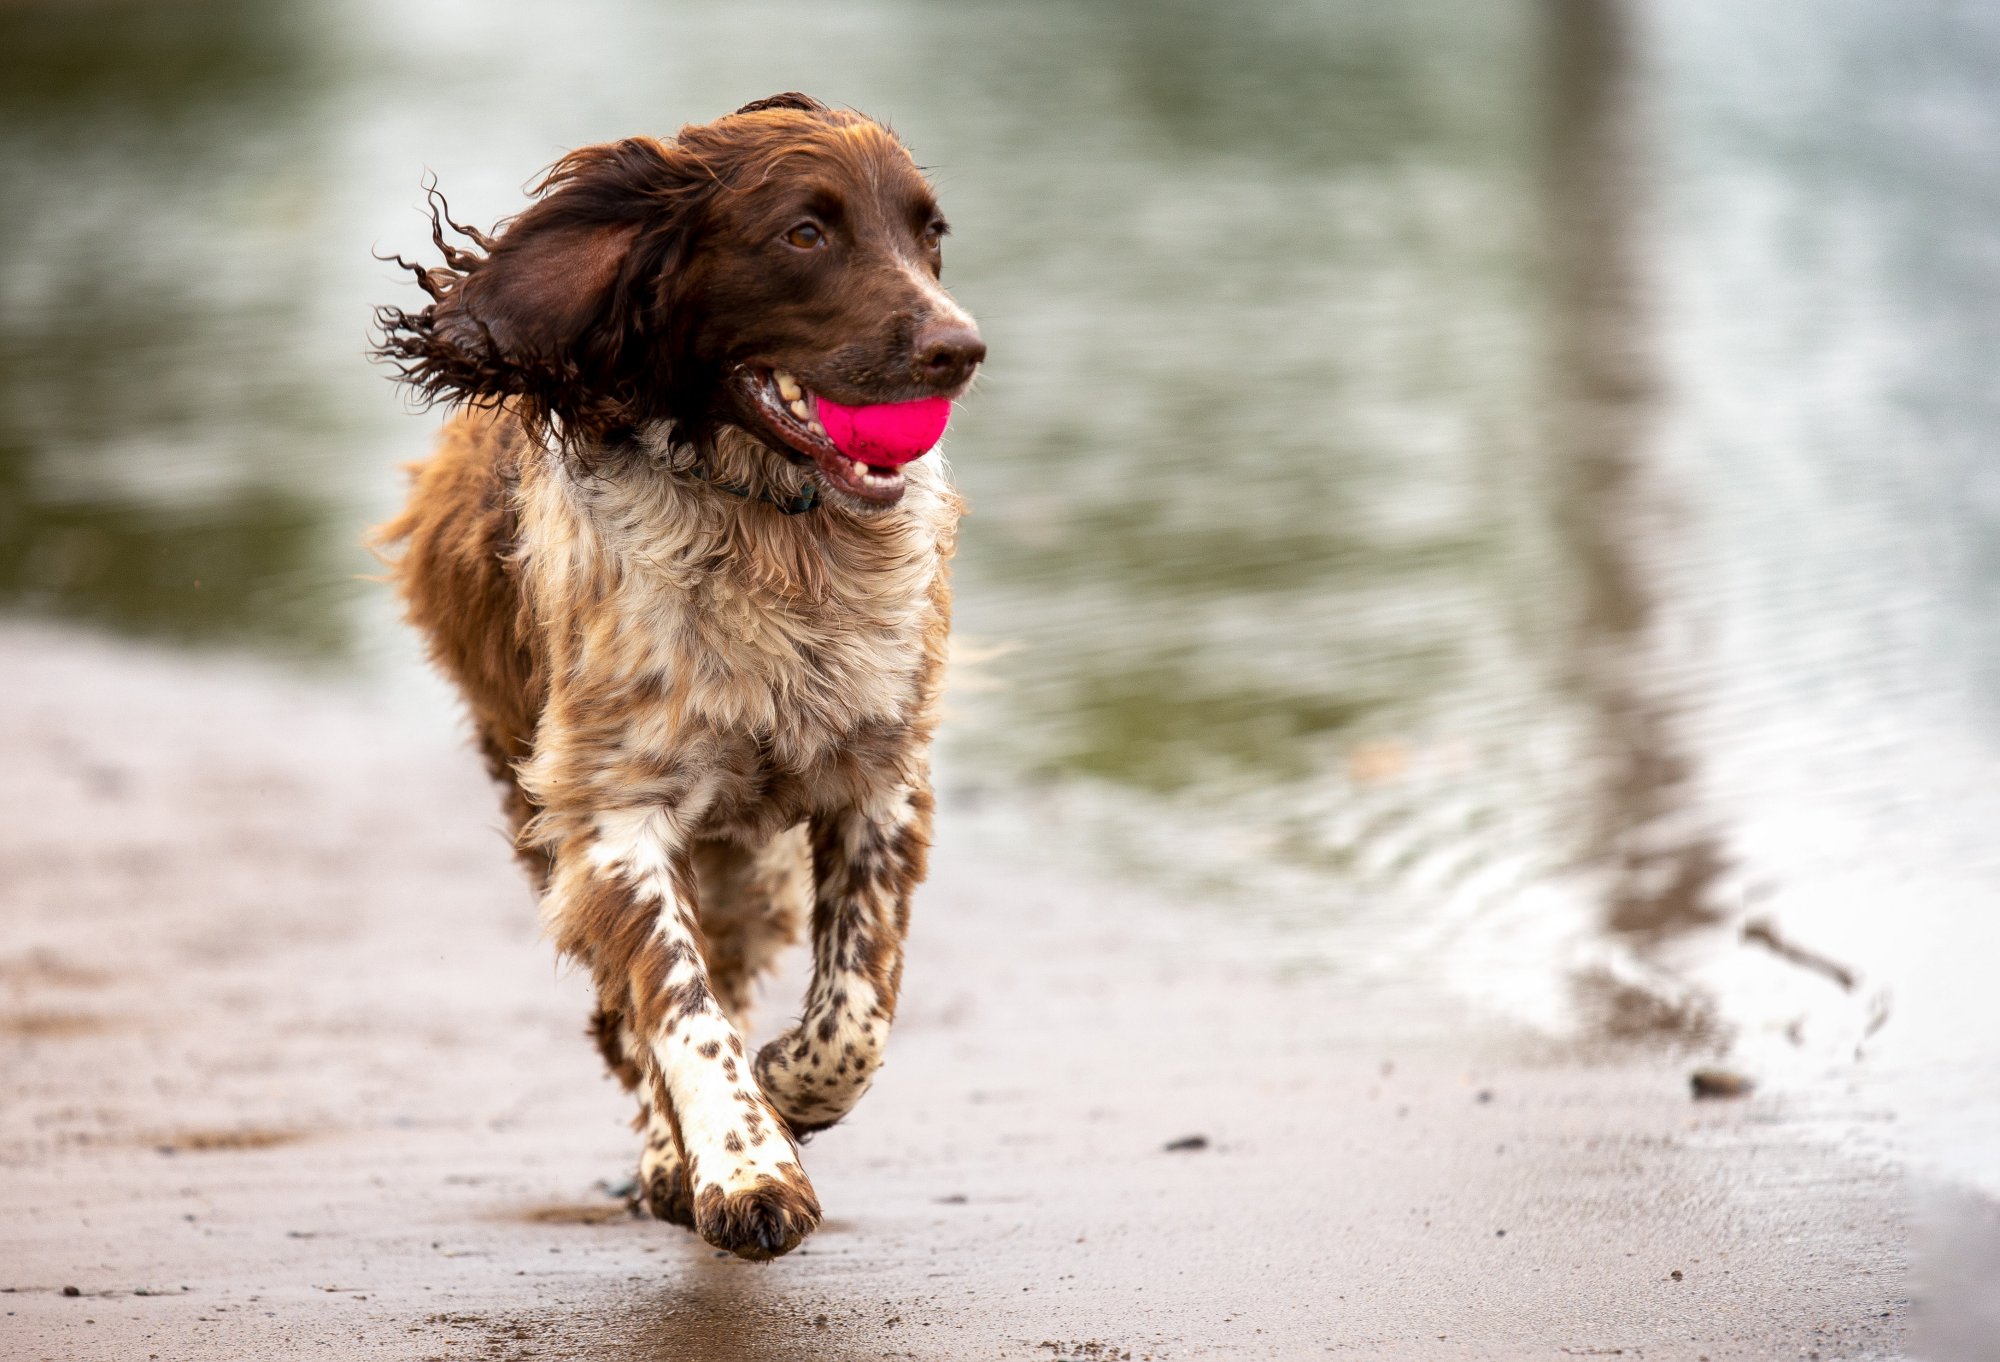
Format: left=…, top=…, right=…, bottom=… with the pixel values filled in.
left=372, top=93, right=983, bottom=1260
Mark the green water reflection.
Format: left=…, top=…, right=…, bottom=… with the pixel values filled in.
left=0, top=0, right=1706, bottom=930
left=4, top=0, right=1996, bottom=1052
left=0, top=0, right=348, bottom=654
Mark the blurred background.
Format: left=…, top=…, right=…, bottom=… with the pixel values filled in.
left=3, top=0, right=1997, bottom=1248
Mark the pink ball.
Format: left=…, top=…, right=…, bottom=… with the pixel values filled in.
left=815, top=395, right=952, bottom=466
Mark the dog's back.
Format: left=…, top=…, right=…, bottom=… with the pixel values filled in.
left=375, top=407, right=546, bottom=853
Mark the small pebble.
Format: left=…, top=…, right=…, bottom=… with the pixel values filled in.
left=1690, top=1069, right=1755, bottom=1099
left=1163, top=1134, right=1209, bottom=1153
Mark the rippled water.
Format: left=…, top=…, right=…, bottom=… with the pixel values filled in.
left=3, top=0, right=1997, bottom=1185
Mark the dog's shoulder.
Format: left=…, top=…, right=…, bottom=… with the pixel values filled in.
left=375, top=407, right=544, bottom=769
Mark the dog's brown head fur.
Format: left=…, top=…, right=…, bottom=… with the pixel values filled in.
left=373, top=93, right=983, bottom=509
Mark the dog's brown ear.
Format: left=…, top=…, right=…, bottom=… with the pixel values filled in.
left=374, top=140, right=680, bottom=442
left=431, top=216, right=641, bottom=370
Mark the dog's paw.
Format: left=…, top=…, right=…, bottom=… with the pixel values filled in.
left=638, top=1135, right=695, bottom=1229
left=692, top=1162, right=822, bottom=1261
left=754, top=1033, right=864, bottom=1136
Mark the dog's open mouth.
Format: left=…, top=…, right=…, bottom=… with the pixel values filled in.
left=735, top=366, right=951, bottom=505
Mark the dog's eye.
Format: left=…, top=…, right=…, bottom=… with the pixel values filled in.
left=784, top=222, right=826, bottom=250
left=922, top=220, right=948, bottom=248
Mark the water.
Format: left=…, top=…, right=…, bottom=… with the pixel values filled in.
left=3, top=0, right=1997, bottom=1189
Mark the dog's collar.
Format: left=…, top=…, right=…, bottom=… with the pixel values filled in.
left=685, top=459, right=821, bottom=515
left=608, top=425, right=823, bottom=516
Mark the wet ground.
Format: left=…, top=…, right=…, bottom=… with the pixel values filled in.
left=0, top=626, right=1908, bottom=1359
left=3, top=0, right=1998, bottom=1356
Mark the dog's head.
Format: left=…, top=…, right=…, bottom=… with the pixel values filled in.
left=374, top=94, right=983, bottom=510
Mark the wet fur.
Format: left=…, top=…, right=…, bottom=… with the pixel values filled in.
left=372, top=96, right=970, bottom=1261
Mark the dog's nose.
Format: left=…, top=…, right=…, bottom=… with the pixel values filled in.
left=914, top=320, right=985, bottom=390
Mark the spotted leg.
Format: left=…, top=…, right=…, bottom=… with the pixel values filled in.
left=755, top=783, right=932, bottom=1133
left=586, top=1005, right=690, bottom=1224
left=636, top=1100, right=697, bottom=1227
left=690, top=826, right=813, bottom=1029
left=544, top=804, right=820, bottom=1260
left=632, top=827, right=811, bottom=1226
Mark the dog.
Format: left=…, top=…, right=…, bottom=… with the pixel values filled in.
left=370, top=94, right=983, bottom=1261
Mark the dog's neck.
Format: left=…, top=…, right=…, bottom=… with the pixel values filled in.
left=527, top=419, right=960, bottom=608
left=630, top=422, right=828, bottom=517
left=613, top=420, right=957, bottom=538
left=512, top=413, right=961, bottom=760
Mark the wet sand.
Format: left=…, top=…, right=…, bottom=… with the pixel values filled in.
left=0, top=624, right=1905, bottom=1360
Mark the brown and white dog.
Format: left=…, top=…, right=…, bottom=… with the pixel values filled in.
left=371, top=94, right=983, bottom=1261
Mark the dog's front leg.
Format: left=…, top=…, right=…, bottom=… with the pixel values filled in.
left=756, top=782, right=932, bottom=1133
left=544, top=802, right=820, bottom=1260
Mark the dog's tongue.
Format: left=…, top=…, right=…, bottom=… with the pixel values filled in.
left=815, top=395, right=951, bottom=467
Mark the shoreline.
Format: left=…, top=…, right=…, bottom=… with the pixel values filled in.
left=0, top=624, right=1906, bottom=1359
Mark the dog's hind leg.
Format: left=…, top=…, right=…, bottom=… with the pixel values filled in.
left=689, top=826, right=811, bottom=1033
left=755, top=781, right=932, bottom=1135
left=591, top=1007, right=698, bottom=1227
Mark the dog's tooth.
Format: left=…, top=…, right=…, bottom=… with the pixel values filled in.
left=775, top=371, right=802, bottom=402
left=850, top=459, right=869, bottom=479
left=808, top=419, right=827, bottom=437
left=788, top=399, right=810, bottom=420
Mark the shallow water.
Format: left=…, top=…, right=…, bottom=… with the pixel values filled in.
left=2, top=0, right=1996, bottom=1189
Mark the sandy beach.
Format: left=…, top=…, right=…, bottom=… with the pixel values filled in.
left=0, top=624, right=1906, bottom=1360
left=17, top=0, right=2000, bottom=1355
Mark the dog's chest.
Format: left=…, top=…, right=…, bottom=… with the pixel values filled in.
left=531, top=472, right=947, bottom=777
left=635, top=564, right=932, bottom=761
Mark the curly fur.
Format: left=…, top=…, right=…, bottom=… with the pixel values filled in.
left=372, top=94, right=980, bottom=1262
